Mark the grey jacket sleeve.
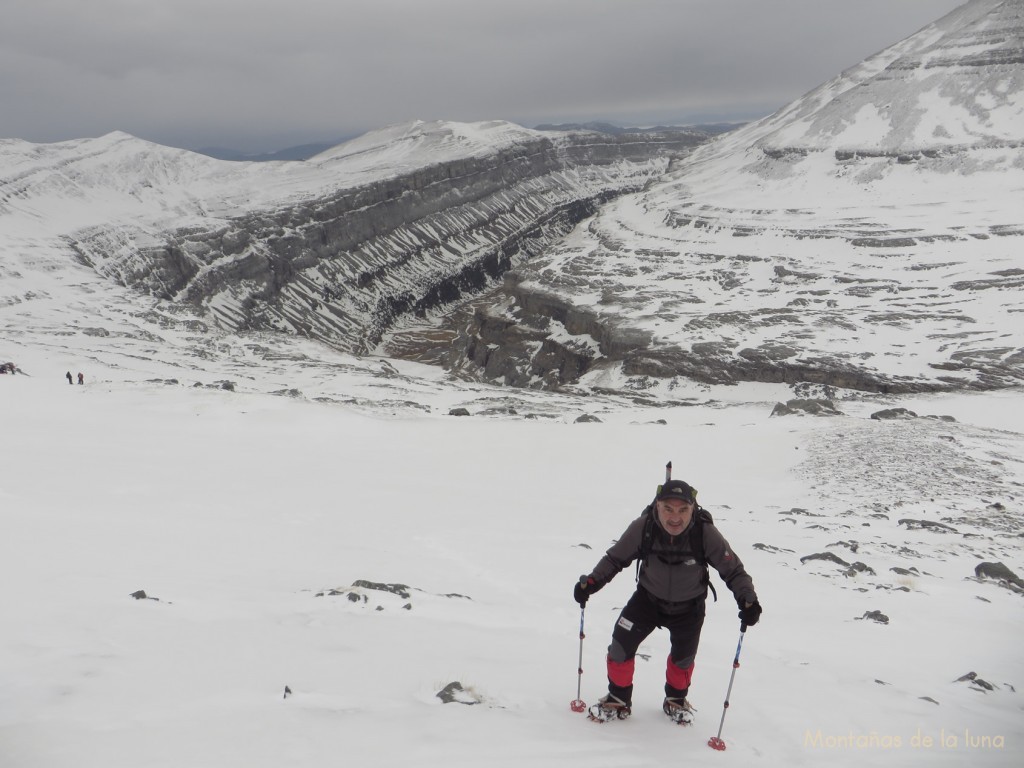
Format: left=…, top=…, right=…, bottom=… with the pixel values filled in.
left=704, top=524, right=757, bottom=605
left=588, top=516, right=646, bottom=586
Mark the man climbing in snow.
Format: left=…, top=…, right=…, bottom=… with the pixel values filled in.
left=573, top=478, right=761, bottom=724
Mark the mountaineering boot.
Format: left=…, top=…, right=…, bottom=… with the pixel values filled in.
left=663, top=697, right=695, bottom=725
left=588, top=693, right=632, bottom=722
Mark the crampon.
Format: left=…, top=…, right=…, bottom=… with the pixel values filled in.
left=663, top=697, right=695, bottom=726
left=587, top=695, right=631, bottom=722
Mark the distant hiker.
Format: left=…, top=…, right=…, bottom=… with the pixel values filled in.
left=66, top=371, right=73, bottom=385
left=574, top=478, right=761, bottom=724
left=77, top=372, right=84, bottom=385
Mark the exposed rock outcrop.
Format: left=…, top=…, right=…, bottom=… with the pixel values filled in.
left=69, top=123, right=707, bottom=355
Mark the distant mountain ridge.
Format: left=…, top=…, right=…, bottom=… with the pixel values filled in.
left=0, top=120, right=708, bottom=356
left=191, top=123, right=738, bottom=162
left=534, top=121, right=742, bottom=137
left=195, top=141, right=353, bottom=162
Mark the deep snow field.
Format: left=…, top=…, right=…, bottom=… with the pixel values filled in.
left=1, top=325, right=1022, bottom=767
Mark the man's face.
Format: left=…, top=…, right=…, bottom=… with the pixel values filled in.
left=657, top=498, right=694, bottom=536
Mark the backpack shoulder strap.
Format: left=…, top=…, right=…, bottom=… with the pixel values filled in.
left=634, top=504, right=656, bottom=582
left=691, top=507, right=718, bottom=601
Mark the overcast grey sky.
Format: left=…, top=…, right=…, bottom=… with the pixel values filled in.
left=1, top=0, right=966, bottom=153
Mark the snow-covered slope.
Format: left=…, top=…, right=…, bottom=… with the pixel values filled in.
left=2, top=341, right=1022, bottom=768
left=454, top=0, right=1023, bottom=394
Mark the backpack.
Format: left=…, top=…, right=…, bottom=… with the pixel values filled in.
left=634, top=502, right=719, bottom=602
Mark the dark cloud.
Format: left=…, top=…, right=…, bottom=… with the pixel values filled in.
left=0, top=0, right=966, bottom=152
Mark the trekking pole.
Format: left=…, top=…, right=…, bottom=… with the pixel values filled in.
left=708, top=623, right=747, bottom=751
left=570, top=588, right=587, bottom=712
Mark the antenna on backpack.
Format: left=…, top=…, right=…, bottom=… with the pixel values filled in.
left=655, top=460, right=672, bottom=499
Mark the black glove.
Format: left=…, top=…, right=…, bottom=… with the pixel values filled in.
left=738, top=599, right=762, bottom=627
left=573, top=575, right=602, bottom=607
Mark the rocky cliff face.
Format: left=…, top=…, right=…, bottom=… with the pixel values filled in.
left=64, top=123, right=708, bottom=354
left=432, top=0, right=1024, bottom=395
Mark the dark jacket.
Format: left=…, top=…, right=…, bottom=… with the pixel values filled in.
left=590, top=510, right=757, bottom=606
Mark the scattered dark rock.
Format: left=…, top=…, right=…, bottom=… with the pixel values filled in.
left=753, top=543, right=795, bottom=554
left=780, top=508, right=823, bottom=517
left=575, top=543, right=593, bottom=550
left=898, top=519, right=958, bottom=534
left=975, top=561, right=1024, bottom=591
left=436, top=681, right=481, bottom=705
left=844, top=562, right=876, bottom=577
left=829, top=540, right=860, bottom=553
left=283, top=686, right=292, bottom=699
left=800, top=552, right=851, bottom=567
left=771, top=399, right=843, bottom=417
left=352, top=580, right=411, bottom=599
left=954, top=672, right=997, bottom=692
left=870, top=407, right=918, bottom=420
left=858, top=610, right=889, bottom=624
left=575, top=414, right=602, bottom=423
left=919, top=696, right=940, bottom=705
left=317, top=580, right=472, bottom=607
left=890, top=567, right=921, bottom=576
left=448, top=407, right=471, bottom=416
left=130, top=589, right=162, bottom=601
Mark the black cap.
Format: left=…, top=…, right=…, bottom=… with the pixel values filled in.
left=657, top=479, right=696, bottom=503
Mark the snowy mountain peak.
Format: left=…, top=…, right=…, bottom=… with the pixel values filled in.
left=699, top=0, right=1022, bottom=165
left=309, top=119, right=556, bottom=167
left=451, top=0, right=1024, bottom=395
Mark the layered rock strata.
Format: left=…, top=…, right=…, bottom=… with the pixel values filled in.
left=68, top=125, right=706, bottom=354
